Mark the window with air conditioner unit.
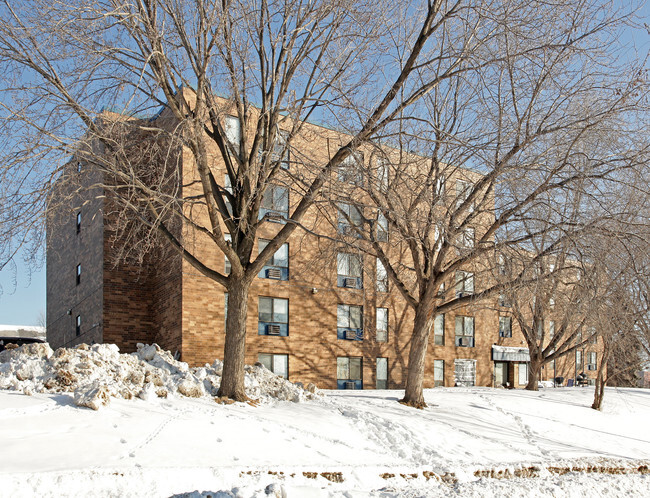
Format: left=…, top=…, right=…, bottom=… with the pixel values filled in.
left=337, top=252, right=363, bottom=289
left=337, top=304, right=363, bottom=341
left=455, top=316, right=475, bottom=347
left=337, top=356, right=362, bottom=390
left=455, top=271, right=474, bottom=298
left=258, top=297, right=288, bottom=336
left=259, top=184, right=288, bottom=223
left=587, top=352, right=597, bottom=371
left=258, top=353, right=289, bottom=379
left=258, top=239, right=289, bottom=280
left=337, top=202, right=363, bottom=237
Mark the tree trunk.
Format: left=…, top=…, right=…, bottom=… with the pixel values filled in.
left=217, top=280, right=251, bottom=401
left=400, top=305, right=434, bottom=409
left=591, top=364, right=607, bottom=410
left=525, top=357, right=541, bottom=391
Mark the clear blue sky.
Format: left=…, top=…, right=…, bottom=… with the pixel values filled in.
left=0, top=2, right=647, bottom=328
left=0, top=252, right=46, bottom=326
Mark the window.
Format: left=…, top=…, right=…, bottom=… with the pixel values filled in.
left=455, top=180, right=473, bottom=212
left=258, top=353, right=289, bottom=379
left=498, top=254, right=507, bottom=275
left=435, top=175, right=445, bottom=201
left=76, top=264, right=81, bottom=286
left=224, top=234, right=232, bottom=274
left=337, top=357, right=362, bottom=390
left=258, top=239, right=289, bottom=280
left=376, top=307, right=388, bottom=342
left=258, top=297, right=289, bottom=337
left=337, top=252, right=363, bottom=289
left=75, top=315, right=81, bottom=337
left=376, top=211, right=388, bottom=242
left=587, top=352, right=597, bottom=371
left=576, top=350, right=583, bottom=370
left=536, top=319, right=544, bottom=339
left=76, top=161, right=82, bottom=173
left=376, top=258, right=388, bottom=292
left=260, top=185, right=288, bottom=222
left=434, top=359, right=444, bottom=387
left=224, top=293, right=228, bottom=323
left=518, top=363, right=528, bottom=385
left=76, top=212, right=81, bottom=234
left=549, top=321, right=555, bottom=338
left=549, top=296, right=555, bottom=307
left=499, top=316, right=512, bottom=338
left=457, top=227, right=475, bottom=253
left=376, top=156, right=389, bottom=191
left=223, top=175, right=233, bottom=216
left=433, top=314, right=445, bottom=345
left=454, top=359, right=476, bottom=387
left=337, top=203, right=363, bottom=236
left=269, top=130, right=290, bottom=169
left=338, top=151, right=363, bottom=185
left=438, top=282, right=446, bottom=297
left=376, top=358, right=388, bottom=389
left=225, top=115, right=241, bottom=146
left=498, top=293, right=510, bottom=307
left=455, top=271, right=474, bottom=297
left=455, top=316, right=475, bottom=347
left=588, top=327, right=598, bottom=344
left=337, top=304, right=363, bottom=341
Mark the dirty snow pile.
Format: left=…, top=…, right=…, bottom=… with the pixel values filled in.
left=0, top=342, right=318, bottom=410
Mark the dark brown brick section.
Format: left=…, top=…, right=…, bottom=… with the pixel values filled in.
left=47, top=163, right=105, bottom=349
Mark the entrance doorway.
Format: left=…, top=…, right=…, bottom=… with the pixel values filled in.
left=494, top=361, right=509, bottom=387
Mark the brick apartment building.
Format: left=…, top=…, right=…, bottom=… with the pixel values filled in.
left=46, top=101, right=602, bottom=390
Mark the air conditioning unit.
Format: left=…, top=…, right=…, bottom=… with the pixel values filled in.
left=587, top=365, right=596, bottom=371
left=267, top=324, right=281, bottom=336
left=266, top=268, right=282, bottom=279
left=344, top=277, right=358, bottom=288
left=265, top=213, right=284, bottom=222
left=344, top=329, right=357, bottom=340
left=345, top=381, right=356, bottom=390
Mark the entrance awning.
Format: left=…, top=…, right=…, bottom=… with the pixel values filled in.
left=492, top=345, right=530, bottom=362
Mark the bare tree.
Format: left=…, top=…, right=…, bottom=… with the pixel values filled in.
left=0, top=0, right=501, bottom=401
left=336, top=1, right=649, bottom=406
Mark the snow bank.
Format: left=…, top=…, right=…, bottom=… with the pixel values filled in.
left=0, top=342, right=318, bottom=409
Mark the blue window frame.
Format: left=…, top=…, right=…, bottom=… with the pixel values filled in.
left=258, top=297, right=289, bottom=336
left=337, top=304, right=363, bottom=341
left=260, top=185, right=288, bottom=223
left=337, top=357, right=362, bottom=390
left=258, top=239, right=289, bottom=280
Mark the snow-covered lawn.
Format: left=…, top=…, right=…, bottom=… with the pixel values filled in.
left=1, top=343, right=649, bottom=496
left=1, top=386, right=650, bottom=497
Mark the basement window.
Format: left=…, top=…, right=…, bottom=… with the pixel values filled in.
left=258, top=353, right=289, bottom=379
left=337, top=356, right=362, bottom=390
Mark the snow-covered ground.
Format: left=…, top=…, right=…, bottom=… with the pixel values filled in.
left=1, top=344, right=650, bottom=497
